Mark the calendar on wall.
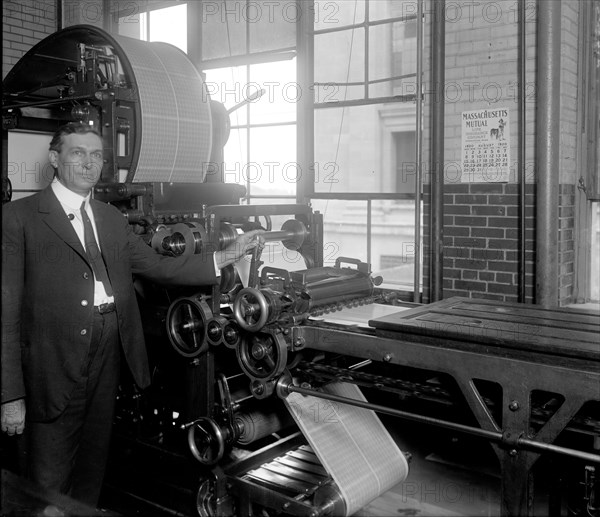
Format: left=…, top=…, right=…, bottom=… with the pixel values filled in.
left=461, top=108, right=510, bottom=183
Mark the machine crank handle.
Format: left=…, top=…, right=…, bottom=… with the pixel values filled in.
left=187, top=417, right=226, bottom=466
left=180, top=419, right=200, bottom=430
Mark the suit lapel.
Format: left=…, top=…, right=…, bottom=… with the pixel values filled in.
left=90, top=200, right=118, bottom=274
left=38, top=187, right=88, bottom=263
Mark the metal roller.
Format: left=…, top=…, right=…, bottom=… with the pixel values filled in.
left=221, top=219, right=308, bottom=252
left=161, top=222, right=208, bottom=256
left=150, top=225, right=172, bottom=254
left=206, top=316, right=228, bottom=346
left=3, top=25, right=213, bottom=183
left=222, top=321, right=242, bottom=349
left=300, top=274, right=375, bottom=310
left=262, top=219, right=308, bottom=250
left=234, top=408, right=294, bottom=445
left=152, top=218, right=309, bottom=258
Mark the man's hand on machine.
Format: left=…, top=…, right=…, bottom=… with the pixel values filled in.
left=1, top=399, right=26, bottom=435
left=215, top=230, right=266, bottom=269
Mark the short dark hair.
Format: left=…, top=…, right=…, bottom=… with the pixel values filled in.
left=49, top=123, right=102, bottom=153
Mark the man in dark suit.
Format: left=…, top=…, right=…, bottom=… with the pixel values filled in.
left=1, top=123, right=264, bottom=506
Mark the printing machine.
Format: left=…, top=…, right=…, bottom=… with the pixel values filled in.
left=2, top=25, right=599, bottom=517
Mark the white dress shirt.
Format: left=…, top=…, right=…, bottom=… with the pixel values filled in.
left=51, top=179, right=114, bottom=306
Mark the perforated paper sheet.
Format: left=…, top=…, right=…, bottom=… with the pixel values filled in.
left=285, top=382, right=409, bottom=516
left=115, top=36, right=212, bottom=183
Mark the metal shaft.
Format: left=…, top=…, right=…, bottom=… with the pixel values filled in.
left=286, top=384, right=600, bottom=464
left=263, top=230, right=297, bottom=242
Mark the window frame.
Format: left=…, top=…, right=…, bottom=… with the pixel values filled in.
left=574, top=0, right=600, bottom=303
left=297, top=0, right=425, bottom=301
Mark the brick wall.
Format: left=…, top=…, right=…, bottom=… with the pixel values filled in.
left=423, top=182, right=535, bottom=303
left=3, top=0, right=57, bottom=79
left=421, top=0, right=583, bottom=305
left=559, top=184, right=576, bottom=304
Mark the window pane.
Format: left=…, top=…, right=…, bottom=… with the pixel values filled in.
left=311, top=199, right=419, bottom=289
left=314, top=104, right=416, bottom=194
left=310, top=200, right=368, bottom=266
left=371, top=199, right=419, bottom=291
left=118, top=11, right=145, bottom=39
left=369, top=0, right=418, bottom=22
left=223, top=127, right=248, bottom=185
left=149, top=4, right=187, bottom=52
left=247, top=126, right=297, bottom=197
left=394, top=131, right=417, bottom=194
left=368, top=0, right=393, bottom=21
left=368, top=21, right=417, bottom=98
left=200, top=0, right=296, bottom=60
left=314, top=28, right=365, bottom=103
left=204, top=66, right=249, bottom=126
left=201, top=1, right=247, bottom=60
left=315, top=0, right=365, bottom=30
left=249, top=59, right=297, bottom=124
left=248, top=1, right=296, bottom=53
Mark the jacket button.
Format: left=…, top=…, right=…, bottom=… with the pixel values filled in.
left=81, top=300, right=88, bottom=306
left=83, top=272, right=89, bottom=279
left=80, top=329, right=87, bottom=336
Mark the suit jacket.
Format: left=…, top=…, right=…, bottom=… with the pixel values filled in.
left=1, top=186, right=218, bottom=421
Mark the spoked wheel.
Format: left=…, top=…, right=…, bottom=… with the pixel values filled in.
left=166, top=297, right=212, bottom=358
left=233, top=288, right=269, bottom=332
left=187, top=417, right=225, bottom=466
left=237, top=333, right=287, bottom=381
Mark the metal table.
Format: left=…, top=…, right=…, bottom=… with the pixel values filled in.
left=293, top=297, right=600, bottom=516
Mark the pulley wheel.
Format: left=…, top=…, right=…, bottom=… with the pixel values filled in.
left=166, top=297, right=212, bottom=358
left=237, top=333, right=288, bottom=381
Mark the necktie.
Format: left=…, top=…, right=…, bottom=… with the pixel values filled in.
left=80, top=201, right=113, bottom=297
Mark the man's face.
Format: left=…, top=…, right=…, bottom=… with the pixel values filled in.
left=49, top=132, right=104, bottom=196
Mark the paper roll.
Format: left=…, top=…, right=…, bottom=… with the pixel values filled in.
left=285, top=382, right=409, bottom=516
left=113, top=36, right=212, bottom=183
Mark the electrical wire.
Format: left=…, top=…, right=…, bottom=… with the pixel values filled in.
left=323, top=0, right=359, bottom=218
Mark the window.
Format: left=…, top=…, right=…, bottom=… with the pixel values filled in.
left=114, top=0, right=424, bottom=296
left=204, top=59, right=297, bottom=201
left=198, top=1, right=298, bottom=204
left=117, top=3, right=187, bottom=52
left=302, top=0, right=423, bottom=297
